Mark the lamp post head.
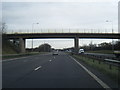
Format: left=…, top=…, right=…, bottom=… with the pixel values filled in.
left=33, top=22, right=39, bottom=24
left=106, top=20, right=112, bottom=22
left=106, top=20, right=109, bottom=22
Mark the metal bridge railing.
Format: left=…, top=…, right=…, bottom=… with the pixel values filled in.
left=77, top=53, right=120, bottom=70
left=6, top=29, right=119, bottom=34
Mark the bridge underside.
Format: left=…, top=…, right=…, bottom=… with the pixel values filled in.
left=13, top=37, right=80, bottom=53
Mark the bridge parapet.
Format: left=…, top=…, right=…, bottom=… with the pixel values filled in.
left=3, top=33, right=120, bottom=39
left=6, top=29, right=119, bottom=34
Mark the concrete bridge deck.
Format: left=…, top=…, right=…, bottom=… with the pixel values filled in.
left=3, top=33, right=120, bottom=53
left=3, top=33, right=120, bottom=39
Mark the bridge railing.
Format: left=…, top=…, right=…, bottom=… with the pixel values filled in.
left=6, top=29, right=119, bottom=34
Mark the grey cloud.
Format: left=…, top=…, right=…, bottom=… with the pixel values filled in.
left=2, top=2, right=118, bottom=30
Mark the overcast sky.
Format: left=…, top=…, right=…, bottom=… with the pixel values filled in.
left=1, top=0, right=119, bottom=49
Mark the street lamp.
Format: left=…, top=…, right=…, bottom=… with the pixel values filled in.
left=32, top=23, right=39, bottom=52
left=106, top=20, right=114, bottom=52
left=106, top=20, right=113, bottom=33
left=32, top=23, right=39, bottom=33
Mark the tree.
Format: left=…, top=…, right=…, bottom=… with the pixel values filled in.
left=38, top=43, right=51, bottom=52
left=98, top=42, right=112, bottom=50
left=89, top=41, right=97, bottom=50
left=1, top=22, right=7, bottom=34
left=114, top=41, right=120, bottom=50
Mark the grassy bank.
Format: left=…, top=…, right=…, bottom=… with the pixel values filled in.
left=2, top=39, right=19, bottom=55
left=71, top=54, right=119, bottom=83
left=2, top=52, right=49, bottom=60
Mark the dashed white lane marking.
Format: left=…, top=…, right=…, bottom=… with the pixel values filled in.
left=34, top=66, right=42, bottom=71
left=54, top=56, right=55, bottom=59
left=49, top=60, right=52, bottom=62
left=69, top=56, right=112, bottom=89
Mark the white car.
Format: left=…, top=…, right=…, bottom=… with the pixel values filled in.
left=79, top=49, right=84, bottom=54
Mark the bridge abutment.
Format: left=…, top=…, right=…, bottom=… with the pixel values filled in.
left=19, top=38, right=26, bottom=53
left=74, top=37, right=79, bottom=54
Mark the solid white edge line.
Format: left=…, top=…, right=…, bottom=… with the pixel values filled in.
left=34, top=66, right=42, bottom=71
left=69, top=56, right=112, bottom=89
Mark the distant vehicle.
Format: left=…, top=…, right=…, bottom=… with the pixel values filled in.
left=65, top=50, right=72, bottom=53
left=79, top=49, right=84, bottom=54
left=52, top=50, right=58, bottom=55
left=114, top=51, right=120, bottom=58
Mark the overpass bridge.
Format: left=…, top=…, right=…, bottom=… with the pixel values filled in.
left=3, top=33, right=120, bottom=53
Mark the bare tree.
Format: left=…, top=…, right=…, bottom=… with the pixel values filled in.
left=1, top=22, right=7, bottom=34
left=0, top=22, right=2, bottom=34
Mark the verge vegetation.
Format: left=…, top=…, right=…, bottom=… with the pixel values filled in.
left=71, top=54, right=119, bottom=84
left=2, top=52, right=48, bottom=60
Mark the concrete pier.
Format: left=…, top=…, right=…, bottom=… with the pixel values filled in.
left=74, top=37, right=79, bottom=54
left=19, top=38, right=25, bottom=53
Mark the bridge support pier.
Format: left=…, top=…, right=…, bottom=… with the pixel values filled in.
left=74, top=37, right=79, bottom=54
left=19, top=38, right=25, bottom=53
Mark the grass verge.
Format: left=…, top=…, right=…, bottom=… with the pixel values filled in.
left=71, top=54, right=119, bottom=83
left=2, top=52, right=49, bottom=60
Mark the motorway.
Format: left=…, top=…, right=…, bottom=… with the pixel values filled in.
left=2, top=52, right=119, bottom=88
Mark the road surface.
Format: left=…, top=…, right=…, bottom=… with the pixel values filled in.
left=2, top=52, right=118, bottom=88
